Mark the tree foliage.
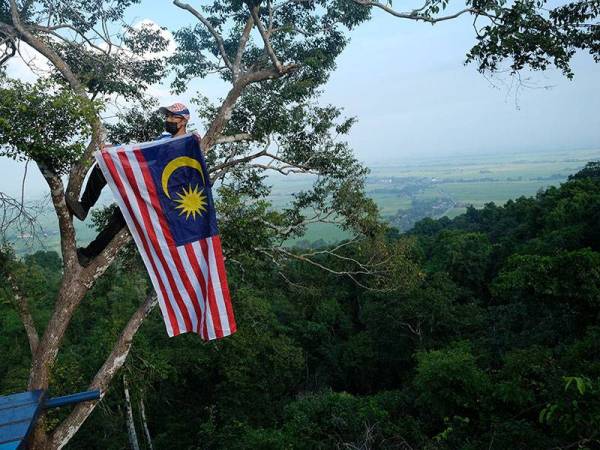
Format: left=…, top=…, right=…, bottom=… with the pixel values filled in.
left=0, top=75, right=98, bottom=174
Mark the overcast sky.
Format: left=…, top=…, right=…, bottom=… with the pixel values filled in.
left=2, top=0, right=599, bottom=196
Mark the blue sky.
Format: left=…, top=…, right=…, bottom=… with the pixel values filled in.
left=2, top=0, right=599, bottom=196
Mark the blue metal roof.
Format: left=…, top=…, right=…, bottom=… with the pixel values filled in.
left=0, top=390, right=44, bottom=450
left=0, top=389, right=101, bottom=449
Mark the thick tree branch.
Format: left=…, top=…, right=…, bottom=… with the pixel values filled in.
left=250, top=5, right=284, bottom=72
left=201, top=64, right=296, bottom=151
left=50, top=293, right=158, bottom=449
left=173, top=0, right=233, bottom=71
left=215, top=133, right=254, bottom=144
left=28, top=271, right=89, bottom=390
left=37, top=164, right=77, bottom=265
left=7, top=272, right=39, bottom=355
left=233, top=15, right=254, bottom=80
left=84, top=227, right=132, bottom=281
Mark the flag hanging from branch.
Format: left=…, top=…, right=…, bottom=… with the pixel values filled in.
left=95, top=133, right=236, bottom=339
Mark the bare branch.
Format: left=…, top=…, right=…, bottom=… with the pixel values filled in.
left=210, top=148, right=268, bottom=179
left=139, top=398, right=154, bottom=450
left=173, top=0, right=233, bottom=71
left=0, top=191, right=45, bottom=245
left=259, top=210, right=339, bottom=239
left=32, top=24, right=113, bottom=55
left=50, top=293, right=158, bottom=449
left=352, top=0, right=479, bottom=24
left=255, top=151, right=318, bottom=175
left=259, top=246, right=375, bottom=290
left=9, top=0, right=84, bottom=93
left=268, top=244, right=384, bottom=289
left=0, top=25, right=17, bottom=65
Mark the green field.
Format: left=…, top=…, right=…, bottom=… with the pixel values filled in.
left=286, top=147, right=600, bottom=244
left=7, top=147, right=600, bottom=254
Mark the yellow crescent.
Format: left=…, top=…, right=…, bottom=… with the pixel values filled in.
left=161, top=156, right=206, bottom=199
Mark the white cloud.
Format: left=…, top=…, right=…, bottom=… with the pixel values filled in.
left=130, top=18, right=177, bottom=59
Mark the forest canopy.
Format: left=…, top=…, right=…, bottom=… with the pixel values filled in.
left=2, top=162, right=599, bottom=449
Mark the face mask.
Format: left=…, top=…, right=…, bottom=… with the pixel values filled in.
left=164, top=120, right=179, bottom=135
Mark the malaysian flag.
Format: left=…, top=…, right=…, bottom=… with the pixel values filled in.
left=95, top=133, right=236, bottom=339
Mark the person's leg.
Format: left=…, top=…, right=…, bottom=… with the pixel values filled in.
left=80, top=165, right=107, bottom=212
left=78, top=208, right=127, bottom=265
left=67, top=164, right=107, bottom=220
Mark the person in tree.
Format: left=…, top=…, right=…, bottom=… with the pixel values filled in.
left=67, top=103, right=191, bottom=266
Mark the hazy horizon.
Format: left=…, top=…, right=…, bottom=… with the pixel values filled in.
left=2, top=0, right=599, bottom=197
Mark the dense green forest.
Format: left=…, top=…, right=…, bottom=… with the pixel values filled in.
left=2, top=161, right=599, bottom=450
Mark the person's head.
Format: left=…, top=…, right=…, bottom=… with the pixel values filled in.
left=159, top=103, right=190, bottom=136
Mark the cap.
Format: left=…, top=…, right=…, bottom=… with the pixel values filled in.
left=159, top=102, right=190, bottom=120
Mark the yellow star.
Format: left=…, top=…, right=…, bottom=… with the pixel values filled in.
left=173, top=184, right=208, bottom=220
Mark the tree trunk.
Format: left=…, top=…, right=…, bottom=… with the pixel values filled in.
left=28, top=276, right=89, bottom=390
left=201, top=81, right=248, bottom=152
left=139, top=398, right=154, bottom=450
left=124, top=376, right=141, bottom=450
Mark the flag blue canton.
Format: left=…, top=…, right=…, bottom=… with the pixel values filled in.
left=142, top=135, right=218, bottom=246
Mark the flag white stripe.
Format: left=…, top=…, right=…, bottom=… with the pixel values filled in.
left=125, top=151, right=200, bottom=332
left=106, top=150, right=187, bottom=333
left=191, top=241, right=216, bottom=340
left=95, top=151, right=176, bottom=336
left=207, top=237, right=231, bottom=336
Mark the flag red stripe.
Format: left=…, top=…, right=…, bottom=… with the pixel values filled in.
left=101, top=151, right=180, bottom=335
left=211, top=236, right=237, bottom=333
left=131, top=151, right=205, bottom=331
left=116, top=151, right=194, bottom=332
left=200, top=239, right=224, bottom=338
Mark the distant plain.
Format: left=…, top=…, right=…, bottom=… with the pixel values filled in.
left=8, top=147, right=600, bottom=254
